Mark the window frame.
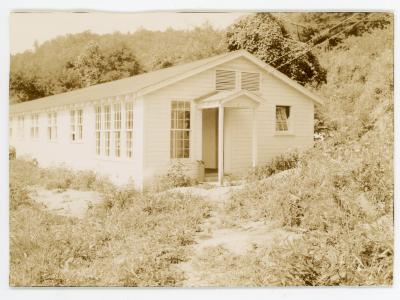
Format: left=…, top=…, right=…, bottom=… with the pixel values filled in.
left=103, top=105, right=111, bottom=157
left=70, top=109, right=84, bottom=143
left=275, top=105, right=293, bottom=135
left=30, top=113, right=39, bottom=140
left=47, top=112, right=57, bottom=141
left=170, top=100, right=191, bottom=160
left=125, top=101, right=134, bottom=159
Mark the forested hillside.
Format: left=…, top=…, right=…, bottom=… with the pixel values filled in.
left=10, top=12, right=390, bottom=104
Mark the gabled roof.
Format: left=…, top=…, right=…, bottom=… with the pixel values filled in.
left=196, top=90, right=263, bottom=109
left=10, top=50, right=325, bottom=114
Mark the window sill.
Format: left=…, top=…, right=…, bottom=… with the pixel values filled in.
left=95, top=156, right=134, bottom=162
left=274, top=131, right=295, bottom=136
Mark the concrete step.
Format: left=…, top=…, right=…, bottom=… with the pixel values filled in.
left=204, top=174, right=218, bottom=182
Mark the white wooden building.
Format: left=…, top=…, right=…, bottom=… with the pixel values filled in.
left=9, top=50, right=324, bottom=189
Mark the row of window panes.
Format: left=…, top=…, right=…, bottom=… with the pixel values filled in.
left=95, top=103, right=133, bottom=158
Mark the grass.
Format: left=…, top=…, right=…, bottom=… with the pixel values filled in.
left=9, top=159, right=212, bottom=286
left=219, top=25, right=394, bottom=286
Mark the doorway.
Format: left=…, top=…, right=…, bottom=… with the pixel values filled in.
left=202, top=108, right=218, bottom=175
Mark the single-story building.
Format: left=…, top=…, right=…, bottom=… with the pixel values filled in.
left=9, top=50, right=324, bottom=189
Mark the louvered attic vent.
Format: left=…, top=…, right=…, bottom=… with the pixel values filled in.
left=216, top=70, right=236, bottom=91
left=241, top=72, right=260, bottom=91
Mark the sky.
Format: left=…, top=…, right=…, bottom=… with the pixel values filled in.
left=10, top=12, right=248, bottom=54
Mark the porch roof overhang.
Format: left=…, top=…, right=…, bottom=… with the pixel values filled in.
left=195, top=90, right=264, bottom=109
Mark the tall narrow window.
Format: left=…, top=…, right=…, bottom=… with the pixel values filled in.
left=241, top=72, right=260, bottom=91
left=216, top=69, right=236, bottom=91
left=114, top=103, right=121, bottom=157
left=47, top=112, right=57, bottom=140
left=18, top=116, right=24, bottom=139
left=103, top=105, right=111, bottom=156
left=70, top=109, right=83, bottom=141
left=125, top=102, right=133, bottom=158
left=30, top=114, right=39, bottom=139
left=276, top=106, right=290, bottom=132
left=77, top=109, right=83, bottom=140
left=95, top=106, right=101, bottom=155
left=170, top=101, right=190, bottom=158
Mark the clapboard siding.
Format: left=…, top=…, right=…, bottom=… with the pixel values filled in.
left=10, top=102, right=141, bottom=186
left=143, top=56, right=314, bottom=181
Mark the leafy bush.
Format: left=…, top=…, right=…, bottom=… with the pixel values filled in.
left=223, top=24, right=393, bottom=286
left=152, top=162, right=196, bottom=192
left=247, top=150, right=301, bottom=181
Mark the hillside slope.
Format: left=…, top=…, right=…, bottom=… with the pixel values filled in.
left=220, top=24, right=393, bottom=286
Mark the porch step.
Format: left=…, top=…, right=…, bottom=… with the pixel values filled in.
left=204, top=173, right=218, bottom=182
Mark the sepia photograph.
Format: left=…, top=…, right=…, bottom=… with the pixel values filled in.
left=7, top=10, right=394, bottom=288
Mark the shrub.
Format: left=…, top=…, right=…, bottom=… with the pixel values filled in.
left=247, top=150, right=301, bottom=181
left=152, top=162, right=196, bottom=191
left=9, top=145, right=16, bottom=160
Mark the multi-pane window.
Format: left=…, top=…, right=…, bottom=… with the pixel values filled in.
left=17, top=116, right=24, bottom=139
left=170, top=101, right=190, bottom=158
left=241, top=72, right=260, bottom=91
left=216, top=69, right=236, bottom=91
left=47, top=112, right=57, bottom=140
left=70, top=109, right=83, bottom=141
left=103, top=105, right=111, bottom=156
left=95, top=106, right=101, bottom=155
left=30, top=114, right=39, bottom=139
left=276, top=106, right=290, bottom=132
left=95, top=102, right=134, bottom=158
left=114, top=103, right=121, bottom=157
left=125, top=102, right=133, bottom=158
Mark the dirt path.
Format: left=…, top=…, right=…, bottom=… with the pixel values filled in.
left=29, top=187, right=102, bottom=218
left=174, top=183, right=298, bottom=287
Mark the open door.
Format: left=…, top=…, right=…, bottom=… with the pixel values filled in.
left=202, top=108, right=218, bottom=173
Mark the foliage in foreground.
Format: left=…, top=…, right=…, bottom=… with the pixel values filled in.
left=9, top=160, right=212, bottom=286
left=222, top=26, right=393, bottom=286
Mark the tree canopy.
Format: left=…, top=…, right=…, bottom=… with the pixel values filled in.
left=226, top=13, right=327, bottom=87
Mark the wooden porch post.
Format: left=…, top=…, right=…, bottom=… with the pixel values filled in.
left=252, top=108, right=258, bottom=168
left=218, top=104, right=224, bottom=185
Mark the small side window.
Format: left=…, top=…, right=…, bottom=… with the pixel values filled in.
left=276, top=106, right=290, bottom=132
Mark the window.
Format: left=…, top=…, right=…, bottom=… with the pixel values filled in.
left=70, top=109, right=83, bottom=141
left=17, top=116, right=24, bottom=139
left=30, top=114, right=39, bottom=139
left=125, top=102, right=133, bottom=158
left=103, top=105, right=111, bottom=156
left=114, top=103, right=121, bottom=157
left=241, top=72, right=260, bottom=91
left=276, top=106, right=290, bottom=132
left=216, top=69, right=236, bottom=91
left=95, top=106, right=101, bottom=155
left=47, top=112, right=57, bottom=140
left=170, top=101, right=190, bottom=158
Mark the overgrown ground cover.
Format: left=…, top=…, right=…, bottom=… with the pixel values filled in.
left=9, top=159, right=212, bottom=286
left=211, top=25, right=394, bottom=286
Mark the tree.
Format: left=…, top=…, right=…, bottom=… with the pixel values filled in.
left=226, top=13, right=327, bottom=87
